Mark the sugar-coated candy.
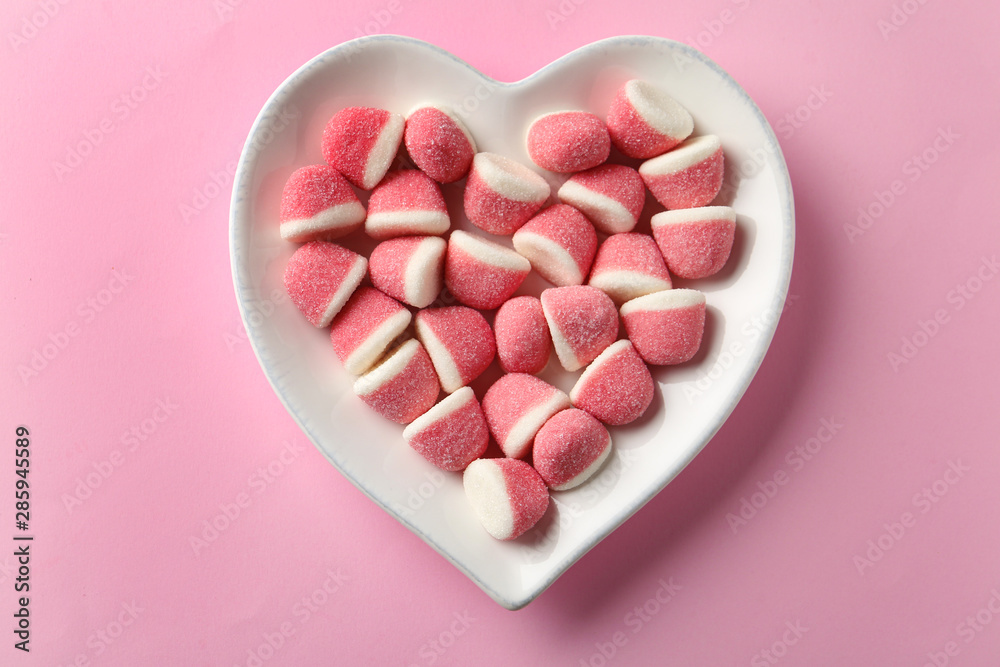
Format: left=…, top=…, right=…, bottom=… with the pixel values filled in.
left=588, top=233, right=672, bottom=304
left=368, top=236, right=446, bottom=308
left=283, top=241, right=367, bottom=328
left=329, top=287, right=412, bottom=376
left=540, top=285, right=619, bottom=372
left=403, top=386, right=489, bottom=472
left=570, top=340, right=654, bottom=425
left=404, top=105, right=476, bottom=183
left=354, top=339, right=440, bottom=424
left=322, top=106, right=404, bottom=190
left=279, top=165, right=366, bottom=242
left=493, top=296, right=551, bottom=374
left=526, top=111, right=610, bottom=173
left=414, top=306, right=496, bottom=393
left=445, top=230, right=531, bottom=310
left=620, top=289, right=706, bottom=366
left=639, top=135, right=724, bottom=210
left=463, top=152, right=550, bottom=235
left=463, top=458, right=549, bottom=540
left=481, top=373, right=570, bottom=459
left=556, top=164, right=645, bottom=235
left=606, top=79, right=694, bottom=159
left=365, top=170, right=451, bottom=240
left=512, top=204, right=597, bottom=287
left=532, top=409, right=612, bottom=490
left=650, top=206, right=736, bottom=279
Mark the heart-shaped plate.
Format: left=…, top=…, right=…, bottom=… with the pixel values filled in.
left=230, top=35, right=794, bottom=609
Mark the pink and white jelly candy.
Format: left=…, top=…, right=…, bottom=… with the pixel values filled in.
left=322, top=106, right=404, bottom=190
left=368, top=236, right=446, bottom=308
left=403, top=386, right=489, bottom=472
left=414, top=306, right=496, bottom=393
left=526, top=111, right=610, bottom=173
left=570, top=339, right=654, bottom=426
left=354, top=339, right=440, bottom=424
left=481, top=373, right=570, bottom=459
left=329, top=286, right=412, bottom=376
left=540, top=285, right=619, bottom=372
left=404, top=105, right=477, bottom=183
left=364, top=170, right=451, bottom=240
left=556, top=164, right=646, bottom=235
left=621, top=289, right=706, bottom=366
left=493, top=296, right=551, bottom=375
left=445, top=230, right=531, bottom=310
left=283, top=241, right=367, bottom=328
left=463, top=458, right=549, bottom=540
left=650, top=206, right=736, bottom=279
left=639, top=135, right=724, bottom=210
left=512, top=204, right=598, bottom=287
left=279, top=165, right=366, bottom=242
left=606, top=79, right=694, bottom=159
left=532, top=408, right=612, bottom=490
left=588, top=233, right=672, bottom=304
left=463, top=153, right=550, bottom=236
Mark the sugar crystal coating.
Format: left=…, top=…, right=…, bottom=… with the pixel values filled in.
left=570, top=340, right=654, bottom=425
left=493, top=296, right=551, bottom=374
left=463, top=153, right=550, bottom=235
left=414, top=306, right=496, bottom=393
left=283, top=241, right=367, bottom=328
left=639, top=135, right=724, bottom=210
left=463, top=458, right=549, bottom=540
left=532, top=408, right=612, bottom=490
left=606, top=79, right=694, bottom=159
left=354, top=339, right=440, bottom=424
left=540, top=285, right=619, bottom=372
left=650, top=206, right=736, bottom=279
left=445, top=230, right=531, bottom=310
left=279, top=165, right=366, bottom=242
left=621, top=289, right=706, bottom=365
left=526, top=111, right=610, bottom=173
left=557, top=164, right=645, bottom=234
left=588, top=233, right=673, bottom=304
left=512, top=204, right=597, bottom=287
left=322, top=106, right=404, bottom=190
left=329, top=286, right=412, bottom=376
left=403, top=386, right=488, bottom=471
left=365, top=170, right=451, bottom=240
left=481, top=374, right=570, bottom=459
left=404, top=106, right=476, bottom=183
left=368, top=235, right=446, bottom=308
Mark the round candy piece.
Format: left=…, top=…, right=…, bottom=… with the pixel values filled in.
left=445, top=230, right=531, bottom=310
left=481, top=374, right=570, bottom=459
left=621, top=289, right=706, bottom=366
left=493, top=296, right=551, bottom=375
left=414, top=306, right=496, bottom=393
left=354, top=339, right=440, bottom=424
left=540, top=285, right=619, bottom=372
left=526, top=111, right=610, bottom=173
left=403, top=386, right=489, bottom=472
left=283, top=241, right=367, bottom=328
left=329, top=287, right=412, bottom=376
left=557, top=164, right=645, bottom=235
left=588, top=233, right=672, bottom=304
left=606, top=79, right=694, bottom=159
left=570, top=340, right=654, bottom=426
left=639, top=135, right=724, bottom=210
left=650, top=206, right=736, bottom=279
left=322, top=106, right=404, bottom=190
left=368, top=236, right=446, bottom=308
left=463, top=458, right=549, bottom=541
left=279, top=165, right=366, bottom=242
left=365, top=170, right=451, bottom=240
left=533, top=409, right=612, bottom=490
left=404, top=105, right=476, bottom=183
left=512, top=204, right=597, bottom=287
left=463, top=152, right=550, bottom=236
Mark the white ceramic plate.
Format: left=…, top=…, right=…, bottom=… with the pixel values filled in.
left=230, top=35, right=794, bottom=610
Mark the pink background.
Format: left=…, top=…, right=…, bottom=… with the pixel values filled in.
left=3, top=0, right=999, bottom=665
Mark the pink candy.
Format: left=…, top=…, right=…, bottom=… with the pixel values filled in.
left=414, top=306, right=496, bottom=393
left=526, top=111, right=610, bottom=173
left=639, top=135, right=725, bottom=210
left=329, top=286, right=412, bottom=376
left=650, top=206, right=736, bottom=279
left=365, top=170, right=451, bottom=240
left=540, top=285, right=619, bottom=372
left=445, top=230, right=531, bottom=310
left=570, top=340, right=654, bottom=426
left=279, top=165, right=366, bottom=242
left=322, top=106, right=404, bottom=190
left=533, top=409, right=612, bottom=490
left=481, top=373, right=570, bottom=459
left=588, top=233, right=672, bottom=304
left=557, top=164, right=646, bottom=235
left=493, top=296, right=551, bottom=374
left=606, top=79, right=694, bottom=159
left=463, top=458, right=549, bottom=540
left=403, top=386, right=489, bottom=472
left=463, top=152, right=550, bottom=235
left=512, top=204, right=598, bottom=287
left=354, top=339, right=440, bottom=424
left=404, top=106, right=476, bottom=183
left=283, top=241, right=367, bottom=328
left=621, top=289, right=706, bottom=366
left=368, top=235, right=446, bottom=308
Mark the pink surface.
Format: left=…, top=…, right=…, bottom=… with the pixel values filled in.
left=2, top=1, right=999, bottom=665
